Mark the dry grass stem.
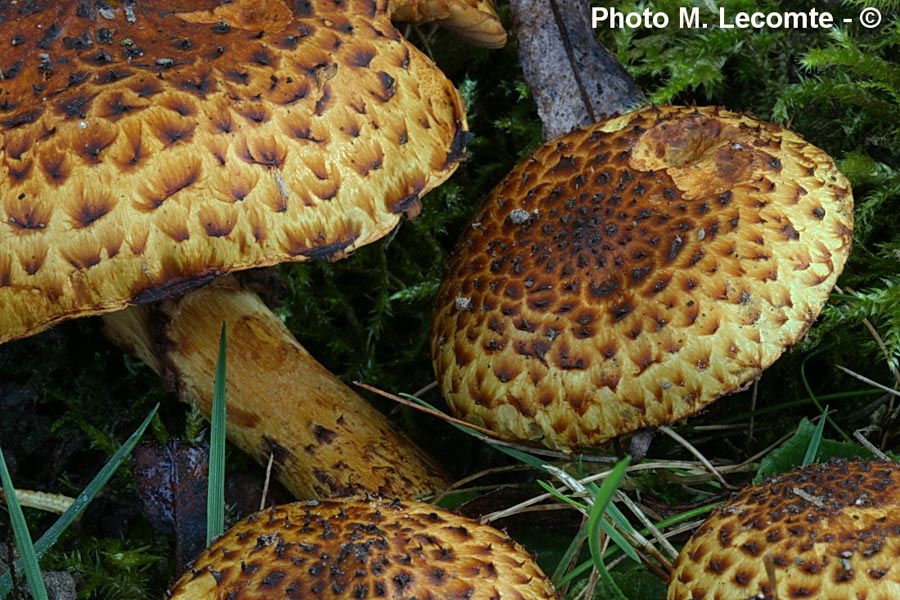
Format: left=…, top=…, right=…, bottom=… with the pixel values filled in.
left=259, top=452, right=274, bottom=511
left=479, top=487, right=576, bottom=524
left=764, top=552, right=781, bottom=600
left=616, top=491, right=678, bottom=562
left=0, top=489, right=74, bottom=514
left=354, top=380, right=511, bottom=439
left=356, top=380, right=618, bottom=461
left=411, top=380, right=438, bottom=399
left=658, top=426, right=732, bottom=488
left=433, top=464, right=536, bottom=504
left=790, top=487, right=826, bottom=508
left=835, top=365, right=900, bottom=398
left=688, top=423, right=756, bottom=431
left=852, top=429, right=892, bottom=460
left=748, top=379, right=759, bottom=449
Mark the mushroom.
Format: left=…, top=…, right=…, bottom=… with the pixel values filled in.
left=389, top=0, right=508, bottom=49
left=167, top=496, right=557, bottom=599
left=0, top=0, right=505, bottom=497
left=431, top=105, right=853, bottom=450
left=668, top=459, right=900, bottom=599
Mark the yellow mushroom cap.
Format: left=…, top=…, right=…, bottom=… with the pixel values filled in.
left=668, top=459, right=900, bottom=600
left=168, top=497, right=558, bottom=599
left=388, top=0, right=508, bottom=49
left=432, top=105, right=853, bottom=450
left=0, top=0, right=467, bottom=344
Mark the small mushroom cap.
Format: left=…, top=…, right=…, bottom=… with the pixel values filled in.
left=0, top=0, right=467, bottom=344
left=432, top=105, right=853, bottom=450
left=388, top=0, right=508, bottom=49
left=668, top=459, right=900, bottom=599
left=167, top=497, right=557, bottom=599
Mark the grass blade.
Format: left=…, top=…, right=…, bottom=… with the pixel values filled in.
left=803, top=406, right=829, bottom=466
left=587, top=456, right=631, bottom=600
left=598, top=503, right=641, bottom=563
left=0, top=447, right=48, bottom=600
left=550, top=525, right=588, bottom=583
left=0, top=404, right=159, bottom=596
left=207, top=324, right=227, bottom=545
left=581, top=479, right=641, bottom=563
left=536, top=479, right=588, bottom=511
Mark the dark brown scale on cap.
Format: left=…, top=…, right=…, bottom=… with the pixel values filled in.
left=432, top=105, right=853, bottom=450
left=167, top=497, right=557, bottom=600
left=0, top=0, right=476, bottom=343
left=669, top=460, right=900, bottom=599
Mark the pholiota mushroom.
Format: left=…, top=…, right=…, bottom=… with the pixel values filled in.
left=167, top=496, right=557, bottom=599
left=0, top=0, right=505, bottom=497
left=668, top=459, right=900, bottom=599
left=389, top=0, right=508, bottom=49
left=432, top=104, right=853, bottom=450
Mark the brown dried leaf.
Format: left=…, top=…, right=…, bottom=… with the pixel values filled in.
left=510, top=0, right=644, bottom=140
left=133, top=440, right=208, bottom=572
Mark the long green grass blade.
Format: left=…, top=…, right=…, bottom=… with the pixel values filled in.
left=0, top=447, right=49, bottom=600
left=537, top=479, right=588, bottom=511
left=803, top=406, right=829, bottom=466
left=0, top=404, right=159, bottom=596
left=537, top=477, right=640, bottom=566
left=587, top=457, right=631, bottom=600
left=582, top=479, right=640, bottom=562
left=207, top=324, right=227, bottom=545
left=550, top=525, right=588, bottom=584
left=599, top=504, right=641, bottom=563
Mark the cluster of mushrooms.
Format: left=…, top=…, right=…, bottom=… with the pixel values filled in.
left=1, top=1, right=891, bottom=599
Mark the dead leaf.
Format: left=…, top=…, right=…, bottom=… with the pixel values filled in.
left=510, top=0, right=644, bottom=139
left=133, top=440, right=208, bottom=572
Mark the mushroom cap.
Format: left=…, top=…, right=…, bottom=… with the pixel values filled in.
left=431, top=105, right=853, bottom=450
left=388, top=0, right=508, bottom=49
left=0, top=0, right=467, bottom=344
left=668, top=459, right=900, bottom=599
left=167, top=497, right=558, bottom=599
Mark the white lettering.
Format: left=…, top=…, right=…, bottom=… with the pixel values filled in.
left=650, top=11, right=669, bottom=28
left=596, top=6, right=836, bottom=30
left=720, top=7, right=837, bottom=29
left=591, top=6, right=668, bottom=29
left=719, top=7, right=733, bottom=28
left=680, top=6, right=701, bottom=29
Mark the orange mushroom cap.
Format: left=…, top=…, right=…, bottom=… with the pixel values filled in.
left=432, top=105, right=853, bottom=450
left=168, top=497, right=558, bottom=599
left=389, top=0, right=508, bottom=49
left=669, top=459, right=900, bottom=599
left=0, top=0, right=468, bottom=344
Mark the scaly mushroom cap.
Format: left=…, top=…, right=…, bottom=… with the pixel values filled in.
left=432, top=105, right=853, bottom=450
left=668, top=459, right=900, bottom=599
left=0, top=0, right=467, bottom=344
left=168, top=497, right=558, bottom=599
left=389, top=0, right=508, bottom=49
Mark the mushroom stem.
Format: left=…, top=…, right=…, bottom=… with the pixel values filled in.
left=103, top=278, right=448, bottom=499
